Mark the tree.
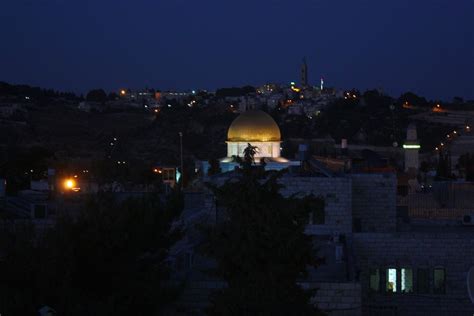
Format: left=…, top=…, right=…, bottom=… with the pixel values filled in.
left=458, top=153, right=474, bottom=181
left=243, top=143, right=258, bottom=169
left=215, top=86, right=256, bottom=98
left=436, top=151, right=451, bottom=179
left=0, top=191, right=183, bottom=315
left=201, top=160, right=324, bottom=315
left=399, top=92, right=428, bottom=107
left=108, top=92, right=119, bottom=101
left=208, top=158, right=222, bottom=176
left=86, top=89, right=107, bottom=103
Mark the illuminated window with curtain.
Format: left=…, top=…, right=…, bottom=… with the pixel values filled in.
left=386, top=268, right=397, bottom=293
left=401, top=268, right=413, bottom=293
left=433, top=268, right=446, bottom=294
left=369, top=268, right=380, bottom=292
left=417, top=268, right=430, bottom=294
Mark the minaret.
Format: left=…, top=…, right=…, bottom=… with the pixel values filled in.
left=320, top=77, right=324, bottom=91
left=404, top=123, right=420, bottom=173
left=301, top=57, right=308, bottom=88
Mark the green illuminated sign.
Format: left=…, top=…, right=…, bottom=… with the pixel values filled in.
left=403, top=144, right=421, bottom=149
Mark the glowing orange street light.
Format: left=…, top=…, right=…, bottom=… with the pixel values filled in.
left=64, top=178, right=76, bottom=190
left=120, top=89, right=126, bottom=95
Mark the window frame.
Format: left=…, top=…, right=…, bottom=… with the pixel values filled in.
left=400, top=267, right=414, bottom=294
left=433, top=267, right=446, bottom=295
left=416, top=267, right=430, bottom=294
left=369, top=268, right=381, bottom=293
left=385, top=267, right=398, bottom=293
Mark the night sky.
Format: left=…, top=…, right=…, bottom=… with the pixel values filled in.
left=1, top=0, right=473, bottom=100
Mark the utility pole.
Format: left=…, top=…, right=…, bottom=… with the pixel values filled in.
left=179, top=131, right=183, bottom=188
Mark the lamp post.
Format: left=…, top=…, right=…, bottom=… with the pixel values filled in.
left=179, top=132, right=183, bottom=188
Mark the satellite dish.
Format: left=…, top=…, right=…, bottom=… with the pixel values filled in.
left=467, top=267, right=474, bottom=303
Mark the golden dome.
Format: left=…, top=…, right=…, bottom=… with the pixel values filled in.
left=227, top=110, right=281, bottom=142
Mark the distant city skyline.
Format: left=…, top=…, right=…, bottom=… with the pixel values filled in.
left=1, top=0, right=473, bottom=100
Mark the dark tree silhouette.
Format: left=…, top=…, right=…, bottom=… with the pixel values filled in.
left=208, top=158, right=222, bottom=176
left=0, top=192, right=183, bottom=315
left=243, top=143, right=258, bottom=169
left=201, top=161, right=325, bottom=315
left=86, top=89, right=107, bottom=103
left=436, top=151, right=451, bottom=179
left=458, top=153, right=474, bottom=181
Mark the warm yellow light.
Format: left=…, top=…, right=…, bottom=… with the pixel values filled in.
left=64, top=179, right=75, bottom=189
left=120, top=90, right=126, bottom=95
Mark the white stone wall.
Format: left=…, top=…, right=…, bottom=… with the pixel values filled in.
left=207, top=173, right=397, bottom=235
left=227, top=141, right=281, bottom=158
left=305, top=282, right=361, bottom=316
left=279, top=177, right=353, bottom=235
left=405, top=149, right=419, bottom=172
left=351, top=173, right=397, bottom=232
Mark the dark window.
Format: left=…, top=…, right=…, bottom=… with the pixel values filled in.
left=417, top=268, right=430, bottom=294
left=397, top=185, right=408, bottom=196
left=353, top=218, right=362, bottom=232
left=369, top=268, right=380, bottom=292
left=185, top=252, right=193, bottom=270
left=309, top=199, right=325, bottom=225
left=433, top=268, right=446, bottom=294
left=34, top=204, right=46, bottom=219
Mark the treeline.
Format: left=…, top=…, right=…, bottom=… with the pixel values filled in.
left=215, top=85, right=255, bottom=98
left=0, top=82, right=78, bottom=100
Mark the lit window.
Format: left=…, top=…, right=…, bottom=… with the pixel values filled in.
left=433, top=268, right=446, bottom=294
left=386, top=268, right=397, bottom=293
left=401, top=268, right=413, bottom=293
left=417, top=268, right=430, bottom=294
left=369, top=268, right=380, bottom=292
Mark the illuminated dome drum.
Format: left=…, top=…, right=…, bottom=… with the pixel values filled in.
left=226, top=110, right=281, bottom=158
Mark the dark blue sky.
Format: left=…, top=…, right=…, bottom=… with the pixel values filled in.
left=1, top=0, right=473, bottom=100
